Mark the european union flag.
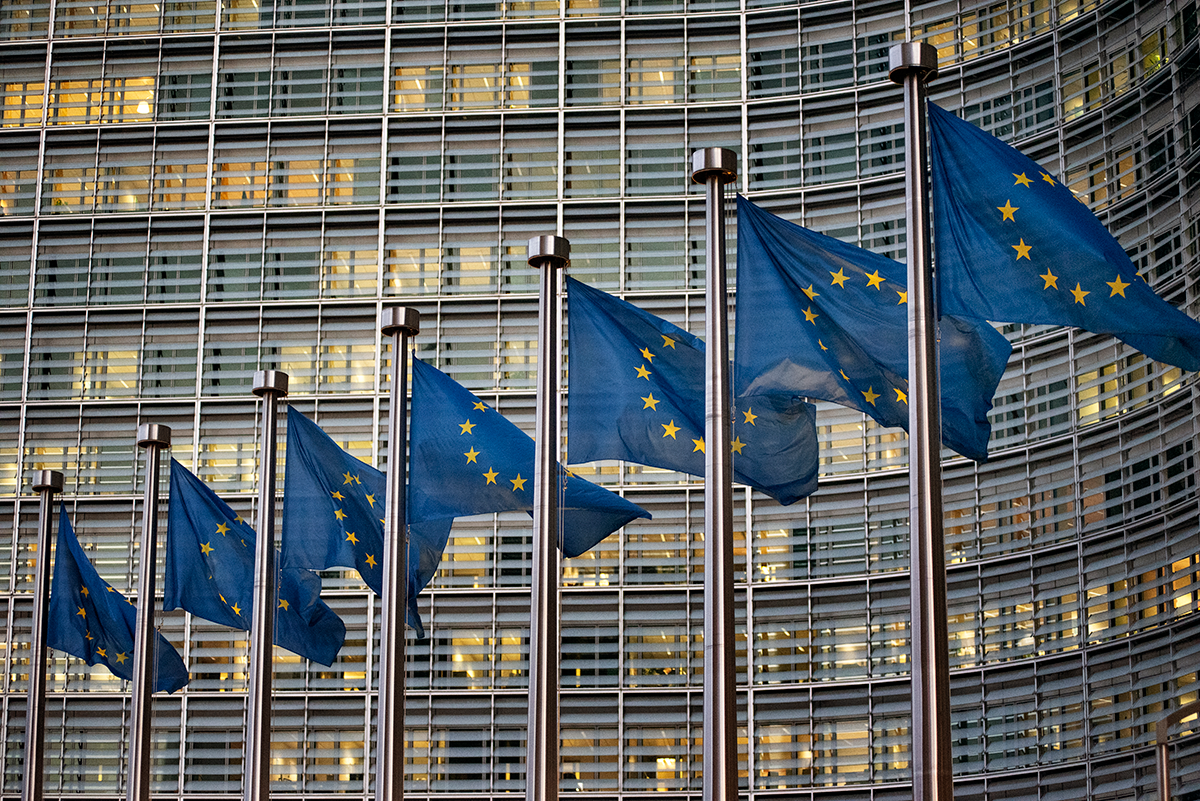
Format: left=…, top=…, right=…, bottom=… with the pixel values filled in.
left=279, top=407, right=444, bottom=639
left=409, top=358, right=651, bottom=557
left=48, top=507, right=188, bottom=693
left=566, top=276, right=818, bottom=504
left=929, top=102, right=1200, bottom=370
left=164, top=460, right=346, bottom=666
left=735, top=195, right=1013, bottom=462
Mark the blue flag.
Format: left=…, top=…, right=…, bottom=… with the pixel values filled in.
left=164, top=460, right=346, bottom=666
left=48, top=507, right=188, bottom=693
left=929, top=102, right=1200, bottom=370
left=566, top=276, right=818, bottom=504
left=734, top=194, right=1013, bottom=462
left=279, top=407, right=444, bottom=639
left=409, top=357, right=651, bottom=558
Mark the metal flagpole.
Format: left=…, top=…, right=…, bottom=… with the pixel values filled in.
left=245, top=370, right=288, bottom=801
left=23, top=469, right=63, bottom=801
left=691, top=147, right=738, bottom=801
left=525, top=234, right=569, bottom=801
left=377, top=307, right=420, bottom=801
left=1155, top=698, right=1200, bottom=801
left=128, top=424, right=172, bottom=801
left=889, top=42, right=953, bottom=801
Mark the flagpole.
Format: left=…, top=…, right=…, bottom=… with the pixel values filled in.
left=245, top=370, right=288, bottom=801
left=889, top=42, right=953, bottom=801
left=691, top=147, right=738, bottom=801
left=128, top=424, right=172, bottom=801
left=526, top=234, right=568, bottom=801
left=377, top=307, right=420, bottom=801
left=23, top=469, right=63, bottom=801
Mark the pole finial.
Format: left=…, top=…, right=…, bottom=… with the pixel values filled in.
left=382, top=307, right=421, bottom=337
left=888, top=41, right=939, bottom=85
left=137, top=424, right=171, bottom=449
left=252, top=370, right=289, bottom=398
left=527, top=236, right=569, bottom=270
left=690, top=148, right=737, bottom=185
left=33, top=470, right=64, bottom=493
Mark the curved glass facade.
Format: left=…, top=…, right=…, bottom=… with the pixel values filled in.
left=1, top=0, right=1198, bottom=797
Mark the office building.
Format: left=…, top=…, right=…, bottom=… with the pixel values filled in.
left=0, top=0, right=1198, bottom=797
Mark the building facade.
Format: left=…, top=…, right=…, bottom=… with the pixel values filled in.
left=1, top=0, right=1198, bottom=797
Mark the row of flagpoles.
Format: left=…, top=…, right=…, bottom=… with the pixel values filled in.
left=20, top=40, right=1200, bottom=801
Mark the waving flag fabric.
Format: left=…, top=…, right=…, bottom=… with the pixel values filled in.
left=409, top=357, right=650, bottom=558
left=735, top=194, right=1012, bottom=462
left=566, top=276, right=818, bottom=504
left=279, top=407, right=444, bottom=638
left=165, top=459, right=346, bottom=666
left=929, top=101, right=1200, bottom=370
left=48, top=507, right=189, bottom=692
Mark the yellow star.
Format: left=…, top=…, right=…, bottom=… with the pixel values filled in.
left=803, top=306, right=819, bottom=324
left=997, top=200, right=1018, bottom=221
left=334, top=508, right=347, bottom=521
left=107, top=586, right=115, bottom=592
left=483, top=468, right=498, bottom=485
left=730, top=437, right=745, bottom=454
left=115, top=652, right=128, bottom=664
left=345, top=531, right=359, bottom=545
left=1041, top=172, right=1056, bottom=185
left=473, top=400, right=487, bottom=411
left=642, top=393, right=659, bottom=411
left=85, top=631, right=93, bottom=641
left=640, top=346, right=655, bottom=362
left=216, top=522, right=230, bottom=536
left=692, top=438, right=705, bottom=453
left=1040, top=269, right=1058, bottom=289
left=96, top=647, right=107, bottom=658
left=1071, top=283, right=1090, bottom=305
left=342, top=471, right=355, bottom=484
left=278, top=599, right=289, bottom=611
left=331, top=490, right=344, bottom=500
left=231, top=603, right=242, bottom=616
left=865, top=270, right=885, bottom=289
left=742, top=408, right=757, bottom=426
left=862, top=386, right=880, bottom=405
left=830, top=267, right=849, bottom=287
left=635, top=364, right=651, bottom=380
left=1106, top=275, right=1130, bottom=297
left=510, top=474, right=527, bottom=492
left=219, top=594, right=227, bottom=604
left=897, top=290, right=907, bottom=304
left=818, top=340, right=828, bottom=351
left=894, top=388, right=908, bottom=404
left=365, top=494, right=376, bottom=508
left=76, top=606, right=86, bottom=618
left=459, top=420, right=475, bottom=435
left=352, top=475, right=361, bottom=485
left=1012, top=239, right=1032, bottom=260
left=464, top=447, right=480, bottom=463
left=662, top=420, right=680, bottom=439
left=802, top=284, right=819, bottom=300
left=235, top=515, right=245, bottom=524
left=1013, top=172, right=1032, bottom=187
left=80, top=586, right=89, bottom=597
left=365, top=554, right=377, bottom=568
left=662, top=335, right=676, bottom=349
left=201, top=542, right=214, bottom=556
left=840, top=370, right=849, bottom=382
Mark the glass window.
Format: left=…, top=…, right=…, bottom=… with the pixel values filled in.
left=386, top=120, right=442, bottom=203
left=273, top=41, right=329, bottom=116
left=391, top=33, right=445, bottom=113
left=95, top=133, right=153, bottom=213
left=88, top=223, right=148, bottom=303
left=152, top=130, right=208, bottom=211
left=159, top=44, right=213, bottom=121
left=443, top=117, right=500, bottom=202
left=564, top=113, right=619, bottom=197
left=565, top=23, right=621, bottom=106
left=0, top=133, right=40, bottom=216
left=1, top=59, right=47, bottom=128
left=217, top=45, right=272, bottom=118
left=326, top=124, right=381, bottom=205
left=330, top=37, right=384, bottom=113
left=626, top=27, right=684, bottom=104
left=0, top=223, right=33, bottom=306
left=211, top=127, right=269, bottom=208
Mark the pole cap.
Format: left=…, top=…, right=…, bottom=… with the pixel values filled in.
left=690, top=148, right=737, bottom=185
left=527, top=235, right=570, bottom=269
left=137, top=424, right=172, bottom=449
left=888, top=42, right=939, bottom=84
left=252, top=369, right=289, bottom=398
left=382, top=307, right=420, bottom=337
left=32, top=470, right=63, bottom=493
